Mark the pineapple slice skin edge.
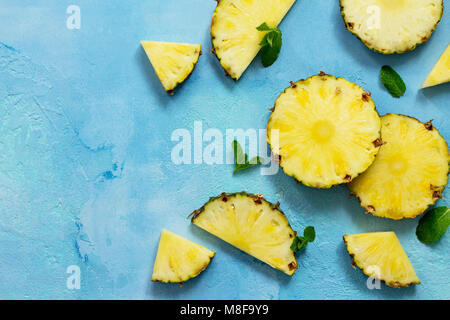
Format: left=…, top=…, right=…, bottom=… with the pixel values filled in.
left=343, top=232, right=421, bottom=288
left=340, top=0, right=444, bottom=54
left=190, top=192, right=298, bottom=276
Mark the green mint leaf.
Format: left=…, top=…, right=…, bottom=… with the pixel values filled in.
left=416, top=207, right=450, bottom=244
left=257, top=23, right=282, bottom=67
left=232, top=140, right=245, bottom=165
left=303, top=226, right=316, bottom=242
left=380, top=65, right=406, bottom=98
left=291, top=226, right=316, bottom=252
left=232, top=141, right=263, bottom=173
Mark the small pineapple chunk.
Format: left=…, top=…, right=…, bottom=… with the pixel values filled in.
left=344, top=232, right=420, bottom=288
left=267, top=73, right=381, bottom=188
left=141, top=41, right=201, bottom=93
left=340, top=0, right=443, bottom=54
left=191, top=192, right=298, bottom=275
left=211, top=0, right=296, bottom=80
left=152, top=229, right=215, bottom=283
left=349, top=114, right=450, bottom=219
left=422, top=44, right=450, bottom=88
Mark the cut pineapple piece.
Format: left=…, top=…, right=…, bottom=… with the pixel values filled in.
left=340, top=0, right=444, bottom=54
left=211, top=0, right=296, bottom=80
left=141, top=41, right=201, bottom=93
left=422, top=43, right=450, bottom=88
left=152, top=229, right=215, bottom=283
left=349, top=114, right=450, bottom=219
left=267, top=73, right=381, bottom=188
left=344, top=232, right=420, bottom=288
left=191, top=192, right=298, bottom=275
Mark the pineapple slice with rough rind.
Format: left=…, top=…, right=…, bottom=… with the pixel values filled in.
left=349, top=114, right=450, bottom=220
left=422, top=43, right=450, bottom=88
left=152, top=229, right=215, bottom=283
left=191, top=192, right=298, bottom=275
left=344, top=232, right=420, bottom=288
left=211, top=0, right=296, bottom=80
left=340, top=0, right=444, bottom=54
left=267, top=73, right=382, bottom=188
left=141, top=41, right=201, bottom=93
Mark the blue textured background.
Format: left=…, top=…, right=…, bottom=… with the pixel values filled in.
left=0, top=0, right=448, bottom=300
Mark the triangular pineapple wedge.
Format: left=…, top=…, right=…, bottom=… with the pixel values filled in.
left=422, top=44, right=450, bottom=88
left=152, top=229, right=215, bottom=283
left=191, top=192, right=298, bottom=275
left=211, top=0, right=296, bottom=80
left=141, top=41, right=201, bottom=93
left=344, top=232, right=420, bottom=288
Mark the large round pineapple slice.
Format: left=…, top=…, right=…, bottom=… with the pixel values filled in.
left=141, top=41, right=201, bottom=93
left=349, top=114, right=450, bottom=219
left=211, top=0, right=296, bottom=80
left=152, top=229, right=215, bottom=283
left=340, top=0, right=444, bottom=54
left=344, top=232, right=420, bottom=288
left=267, top=73, right=381, bottom=188
left=191, top=192, right=298, bottom=275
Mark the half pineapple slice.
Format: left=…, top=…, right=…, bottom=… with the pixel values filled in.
left=141, top=41, right=201, bottom=93
left=344, top=232, right=420, bottom=288
left=349, top=114, right=450, bottom=219
left=422, top=43, right=450, bottom=88
left=340, top=0, right=444, bottom=54
left=267, top=73, right=381, bottom=188
left=211, top=0, right=296, bottom=80
left=191, top=192, right=298, bottom=275
left=152, top=229, right=215, bottom=283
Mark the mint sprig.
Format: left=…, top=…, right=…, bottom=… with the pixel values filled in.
left=232, top=140, right=262, bottom=173
left=257, top=22, right=282, bottom=67
left=291, top=226, right=316, bottom=252
left=380, top=65, right=406, bottom=98
left=416, top=207, right=450, bottom=244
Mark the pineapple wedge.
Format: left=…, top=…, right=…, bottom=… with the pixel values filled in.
left=267, top=73, right=381, bottom=188
left=344, top=232, right=420, bottom=288
left=349, top=114, right=450, bottom=219
left=141, top=41, right=201, bottom=93
left=340, top=0, right=444, bottom=54
left=191, top=192, right=298, bottom=275
left=211, top=0, right=296, bottom=80
left=152, top=229, right=215, bottom=283
left=422, top=44, right=450, bottom=88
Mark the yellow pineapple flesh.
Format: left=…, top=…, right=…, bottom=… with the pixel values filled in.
left=349, top=114, right=450, bottom=219
left=267, top=73, right=381, bottom=188
left=340, top=0, right=443, bottom=54
left=191, top=192, right=298, bottom=275
left=141, top=41, right=201, bottom=93
left=152, top=229, right=215, bottom=283
left=211, top=0, right=296, bottom=80
left=422, top=43, right=450, bottom=88
left=344, top=232, right=420, bottom=288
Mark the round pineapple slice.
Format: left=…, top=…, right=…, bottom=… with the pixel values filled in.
left=349, top=114, right=450, bottom=219
left=152, top=229, right=215, bottom=283
left=211, top=0, right=296, bottom=80
left=340, top=0, right=444, bottom=54
left=267, top=73, right=382, bottom=188
left=190, top=192, right=298, bottom=275
left=344, top=232, right=420, bottom=288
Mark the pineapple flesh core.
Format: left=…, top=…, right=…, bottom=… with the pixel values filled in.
left=211, top=0, right=296, bottom=80
left=267, top=74, right=381, bottom=188
left=349, top=114, right=450, bottom=219
left=344, top=232, right=420, bottom=288
left=340, top=0, right=443, bottom=54
left=422, top=44, right=450, bottom=88
left=152, top=229, right=215, bottom=283
left=141, top=41, right=201, bottom=92
left=192, top=193, right=297, bottom=275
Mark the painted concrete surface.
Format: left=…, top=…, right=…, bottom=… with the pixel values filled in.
left=0, top=1, right=448, bottom=299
